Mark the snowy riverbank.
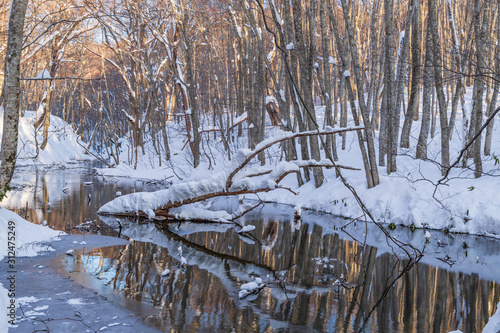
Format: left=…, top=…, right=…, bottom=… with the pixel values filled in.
left=0, top=207, right=62, bottom=331
left=97, top=122, right=500, bottom=240
left=0, top=108, right=90, bottom=167
left=0, top=215, right=160, bottom=332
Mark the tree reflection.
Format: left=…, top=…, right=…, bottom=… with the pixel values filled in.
left=69, top=215, right=500, bottom=332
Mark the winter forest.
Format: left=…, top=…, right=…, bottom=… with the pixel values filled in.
left=1, top=0, right=500, bottom=332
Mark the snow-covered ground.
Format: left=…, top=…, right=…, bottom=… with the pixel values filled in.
left=98, top=88, right=500, bottom=240
left=0, top=108, right=90, bottom=166
left=0, top=110, right=89, bottom=331
left=482, top=303, right=500, bottom=333
left=0, top=207, right=62, bottom=331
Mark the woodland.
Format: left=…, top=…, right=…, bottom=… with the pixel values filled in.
left=1, top=0, right=500, bottom=332
left=0, top=0, right=498, bottom=188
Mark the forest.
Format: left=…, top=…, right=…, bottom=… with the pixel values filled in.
left=1, top=0, right=500, bottom=332
left=0, top=0, right=498, bottom=183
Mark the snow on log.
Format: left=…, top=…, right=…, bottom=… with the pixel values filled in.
left=98, top=126, right=364, bottom=222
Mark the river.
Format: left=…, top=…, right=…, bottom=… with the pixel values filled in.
left=2, top=163, right=499, bottom=332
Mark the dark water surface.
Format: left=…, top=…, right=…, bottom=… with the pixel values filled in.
left=2, top=164, right=500, bottom=332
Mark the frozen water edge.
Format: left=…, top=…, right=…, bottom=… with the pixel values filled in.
left=0, top=232, right=161, bottom=332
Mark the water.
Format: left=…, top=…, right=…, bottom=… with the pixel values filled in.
left=1, top=163, right=166, bottom=234
left=3, top=164, right=500, bottom=332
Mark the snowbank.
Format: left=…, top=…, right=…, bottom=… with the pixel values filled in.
left=0, top=207, right=62, bottom=330
left=98, top=128, right=500, bottom=239
left=96, top=86, right=500, bottom=239
left=482, top=302, right=500, bottom=333
left=0, top=109, right=90, bottom=166
left=261, top=153, right=500, bottom=238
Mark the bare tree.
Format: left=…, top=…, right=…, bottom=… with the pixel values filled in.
left=0, top=0, right=29, bottom=189
left=428, top=0, right=450, bottom=174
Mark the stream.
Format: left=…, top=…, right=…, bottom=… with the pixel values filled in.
left=2, top=163, right=500, bottom=332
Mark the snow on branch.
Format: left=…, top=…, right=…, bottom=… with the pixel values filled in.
left=98, top=126, right=363, bottom=223
left=226, top=126, right=364, bottom=189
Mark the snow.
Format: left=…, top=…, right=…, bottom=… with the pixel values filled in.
left=0, top=208, right=62, bottom=330
left=279, top=89, right=286, bottom=102
left=233, top=111, right=248, bottom=124
left=239, top=277, right=265, bottom=298
left=67, top=298, right=87, bottom=305
left=161, top=268, right=171, bottom=276
left=92, top=86, right=500, bottom=245
left=34, top=305, right=49, bottom=311
left=265, top=95, right=279, bottom=106
left=482, top=302, right=500, bottom=332
left=286, top=42, right=294, bottom=50
left=34, top=69, right=52, bottom=79
left=343, top=70, right=351, bottom=77
left=0, top=109, right=90, bottom=166
left=238, top=225, right=256, bottom=233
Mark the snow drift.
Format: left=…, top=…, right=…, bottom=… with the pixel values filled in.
left=0, top=108, right=90, bottom=166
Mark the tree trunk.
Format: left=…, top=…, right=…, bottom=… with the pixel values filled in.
left=428, top=0, right=450, bottom=174
left=467, top=0, right=489, bottom=177
left=394, top=0, right=413, bottom=149
left=340, top=0, right=379, bottom=185
left=0, top=0, right=29, bottom=189
left=183, top=13, right=200, bottom=168
left=401, top=0, right=421, bottom=148
left=416, top=21, right=433, bottom=160
left=384, top=0, right=397, bottom=173
left=484, top=0, right=500, bottom=156
left=292, top=0, right=322, bottom=186
left=319, top=0, right=337, bottom=162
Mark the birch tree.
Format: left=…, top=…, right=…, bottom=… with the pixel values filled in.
left=383, top=0, right=397, bottom=172
left=466, top=0, right=490, bottom=177
left=400, top=0, right=421, bottom=148
left=428, top=0, right=450, bottom=174
left=0, top=0, right=29, bottom=189
left=484, top=0, right=500, bottom=156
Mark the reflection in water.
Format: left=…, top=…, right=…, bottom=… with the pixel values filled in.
left=66, top=215, right=500, bottom=332
left=4, top=165, right=499, bottom=331
left=0, top=164, right=165, bottom=234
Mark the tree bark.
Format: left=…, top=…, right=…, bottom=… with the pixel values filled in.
left=384, top=0, right=397, bottom=173
left=340, top=0, right=379, bottom=185
left=182, top=9, right=200, bottom=168
left=401, top=0, right=421, bottom=148
left=484, top=0, right=500, bottom=156
left=467, top=0, right=489, bottom=177
left=327, top=1, right=375, bottom=188
left=292, top=0, right=323, bottom=187
left=319, top=0, right=337, bottom=162
left=428, top=0, right=450, bottom=174
left=0, top=0, right=29, bottom=189
left=393, top=0, right=413, bottom=149
left=416, top=20, right=433, bottom=160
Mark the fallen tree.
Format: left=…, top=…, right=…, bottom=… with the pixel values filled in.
left=97, top=126, right=363, bottom=222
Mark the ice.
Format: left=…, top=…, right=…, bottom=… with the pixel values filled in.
left=67, top=298, right=86, bottom=305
